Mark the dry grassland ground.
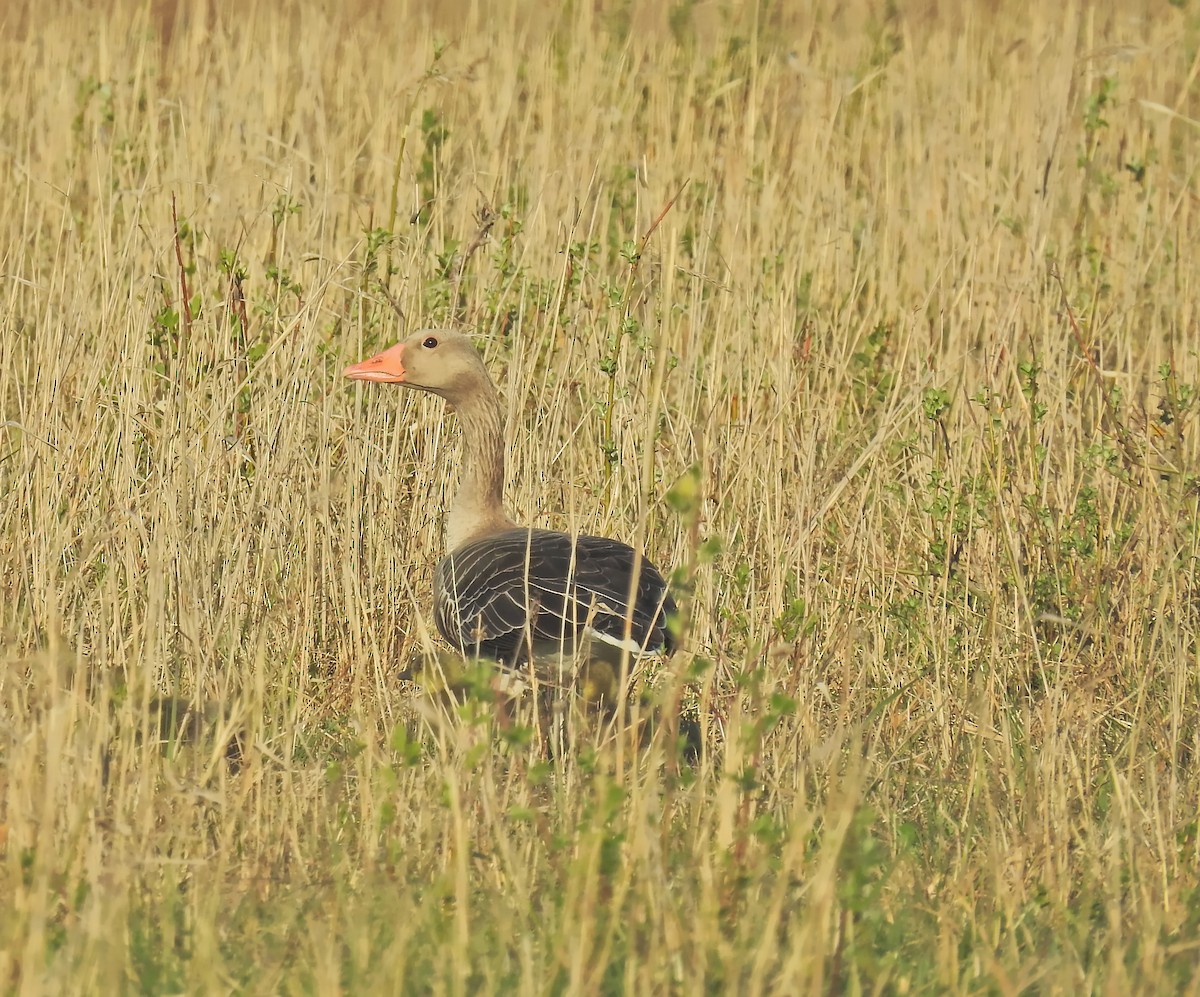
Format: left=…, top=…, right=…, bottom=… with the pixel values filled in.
left=2, top=0, right=1200, bottom=992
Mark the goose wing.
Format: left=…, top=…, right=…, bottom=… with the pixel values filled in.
left=433, top=528, right=676, bottom=666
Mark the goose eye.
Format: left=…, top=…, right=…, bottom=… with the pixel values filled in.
left=422, top=336, right=439, bottom=349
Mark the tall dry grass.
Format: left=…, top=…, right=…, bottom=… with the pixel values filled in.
left=2, top=0, right=1199, bottom=991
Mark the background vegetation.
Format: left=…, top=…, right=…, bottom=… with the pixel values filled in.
left=2, top=0, right=1199, bottom=991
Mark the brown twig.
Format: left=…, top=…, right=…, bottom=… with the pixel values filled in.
left=1048, top=260, right=1143, bottom=473
left=229, top=262, right=249, bottom=438
left=634, top=180, right=689, bottom=269
left=602, top=183, right=690, bottom=483
left=460, top=197, right=498, bottom=270
left=171, top=193, right=194, bottom=350
left=376, top=280, right=408, bottom=324
left=450, top=198, right=497, bottom=322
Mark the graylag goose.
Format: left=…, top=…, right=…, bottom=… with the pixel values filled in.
left=344, top=330, right=677, bottom=676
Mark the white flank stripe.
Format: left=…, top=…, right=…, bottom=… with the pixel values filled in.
left=584, top=626, right=658, bottom=655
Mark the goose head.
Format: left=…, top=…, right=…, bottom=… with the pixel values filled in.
left=343, top=329, right=490, bottom=406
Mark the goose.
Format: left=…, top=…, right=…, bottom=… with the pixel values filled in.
left=344, top=330, right=677, bottom=682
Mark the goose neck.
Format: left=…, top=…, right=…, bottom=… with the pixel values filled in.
left=445, top=382, right=513, bottom=551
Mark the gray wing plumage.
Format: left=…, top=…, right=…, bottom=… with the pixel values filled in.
left=433, top=528, right=676, bottom=666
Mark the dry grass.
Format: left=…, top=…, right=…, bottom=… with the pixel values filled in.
left=3, top=0, right=1200, bottom=991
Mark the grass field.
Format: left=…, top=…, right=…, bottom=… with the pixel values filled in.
left=3, top=0, right=1200, bottom=991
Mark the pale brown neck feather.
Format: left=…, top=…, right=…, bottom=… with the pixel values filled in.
left=444, top=374, right=516, bottom=553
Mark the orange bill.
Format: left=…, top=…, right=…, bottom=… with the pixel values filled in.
left=343, top=342, right=407, bottom=382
